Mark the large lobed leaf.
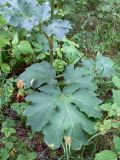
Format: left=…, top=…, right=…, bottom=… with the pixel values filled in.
left=82, top=55, right=115, bottom=78
left=64, top=64, right=96, bottom=91
left=19, top=62, right=102, bottom=149
left=43, top=19, right=72, bottom=40
left=0, top=0, right=72, bottom=40
left=0, top=0, right=51, bottom=30
left=25, top=84, right=101, bottom=149
left=37, top=1, right=51, bottom=23
left=18, top=61, right=56, bottom=88
left=0, top=0, right=40, bottom=30
left=96, top=55, right=115, bottom=77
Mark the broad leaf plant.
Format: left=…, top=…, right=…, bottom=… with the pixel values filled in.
left=0, top=0, right=115, bottom=150
left=0, top=0, right=71, bottom=64
left=18, top=61, right=102, bottom=149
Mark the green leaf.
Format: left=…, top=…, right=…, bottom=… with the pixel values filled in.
left=100, top=103, right=119, bottom=117
left=11, top=103, right=28, bottom=116
left=64, top=65, right=96, bottom=91
left=113, top=135, right=120, bottom=154
left=82, top=58, right=94, bottom=70
left=1, top=127, right=16, bottom=138
left=12, top=46, right=21, bottom=60
left=63, top=38, right=83, bottom=64
left=1, top=63, right=10, bottom=74
left=0, top=0, right=39, bottom=30
left=0, top=1, right=71, bottom=41
left=17, top=154, right=26, bottom=160
left=94, top=150, right=117, bottom=160
left=0, top=29, right=12, bottom=39
left=2, top=119, right=15, bottom=128
left=53, top=59, right=67, bottom=72
left=96, top=55, right=115, bottom=78
left=112, top=76, right=120, bottom=88
left=24, top=84, right=101, bottom=149
left=0, top=52, right=2, bottom=65
left=112, top=122, right=120, bottom=129
left=43, top=19, right=72, bottom=40
left=27, top=152, right=37, bottom=160
left=0, top=1, right=51, bottom=30
left=18, top=61, right=102, bottom=150
left=71, top=90, right=102, bottom=118
left=102, top=119, right=112, bottom=131
left=18, top=61, right=56, bottom=88
left=37, top=1, right=51, bottom=22
left=36, top=34, right=50, bottom=52
left=5, top=142, right=13, bottom=150
left=0, top=15, right=6, bottom=26
left=18, top=41, right=34, bottom=54
left=12, top=33, right=19, bottom=45
left=36, top=53, right=46, bottom=60
left=113, top=90, right=120, bottom=107
left=0, top=38, right=10, bottom=48
left=0, top=148, right=9, bottom=160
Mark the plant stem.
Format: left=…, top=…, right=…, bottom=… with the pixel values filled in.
left=51, top=0, right=54, bottom=19
left=49, top=38, right=54, bottom=64
left=49, top=0, right=54, bottom=64
left=0, top=51, right=2, bottom=65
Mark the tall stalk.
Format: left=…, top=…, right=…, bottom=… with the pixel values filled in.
left=49, top=0, right=54, bottom=64
left=0, top=51, right=2, bottom=65
left=51, top=0, right=54, bottom=19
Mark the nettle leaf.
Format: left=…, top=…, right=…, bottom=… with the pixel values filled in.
left=18, top=61, right=56, bottom=88
left=43, top=19, right=72, bottom=40
left=27, top=152, right=37, bottom=160
left=1, top=63, right=10, bottom=74
left=18, top=41, right=34, bottom=54
left=63, top=38, right=83, bottom=64
left=12, top=33, right=19, bottom=45
left=0, top=38, right=10, bottom=48
left=53, top=59, right=67, bottom=72
left=21, top=62, right=102, bottom=150
left=0, top=148, right=9, bottom=160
